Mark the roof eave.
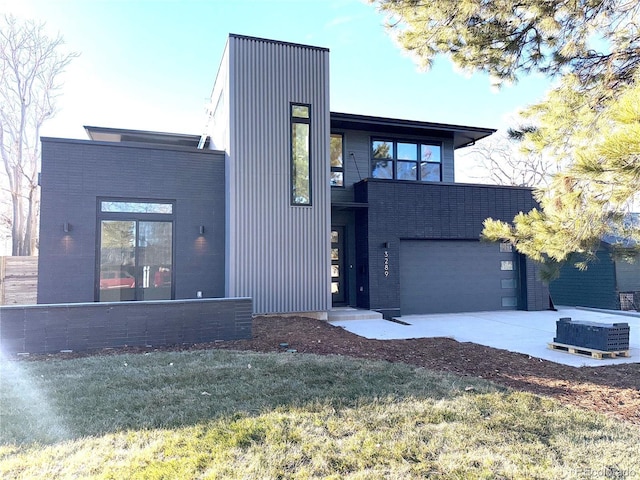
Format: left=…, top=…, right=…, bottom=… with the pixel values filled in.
left=329, top=112, right=496, bottom=149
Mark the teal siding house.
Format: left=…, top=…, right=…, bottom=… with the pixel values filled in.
left=550, top=239, right=640, bottom=311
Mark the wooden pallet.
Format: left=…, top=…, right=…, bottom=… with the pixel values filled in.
left=548, top=342, right=631, bottom=359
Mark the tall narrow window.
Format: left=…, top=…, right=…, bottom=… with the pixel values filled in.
left=291, top=103, right=311, bottom=205
left=330, top=133, right=344, bottom=187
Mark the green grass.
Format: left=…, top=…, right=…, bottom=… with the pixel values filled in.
left=1, top=350, right=639, bottom=479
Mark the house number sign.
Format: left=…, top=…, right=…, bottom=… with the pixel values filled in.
left=384, top=250, right=389, bottom=277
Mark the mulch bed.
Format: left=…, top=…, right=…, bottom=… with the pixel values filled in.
left=18, top=315, right=640, bottom=426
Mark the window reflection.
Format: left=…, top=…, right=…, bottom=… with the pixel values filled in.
left=420, top=162, right=441, bottom=182
left=501, top=261, right=514, bottom=271
left=330, top=134, right=343, bottom=167
left=372, top=140, right=393, bottom=159
left=330, top=134, right=344, bottom=187
left=291, top=104, right=311, bottom=205
left=292, top=105, right=309, bottom=118
left=99, top=221, right=136, bottom=302
left=421, top=144, right=441, bottom=163
left=397, top=143, right=417, bottom=160
left=101, top=201, right=173, bottom=214
left=371, top=139, right=442, bottom=182
left=500, top=242, right=513, bottom=252
left=372, top=159, right=393, bottom=179
left=397, top=161, right=417, bottom=181
left=330, top=172, right=343, bottom=187
left=138, top=221, right=173, bottom=300
left=98, top=220, right=173, bottom=302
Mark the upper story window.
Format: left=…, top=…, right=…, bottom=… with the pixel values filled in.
left=291, top=103, right=311, bottom=205
left=330, top=133, right=344, bottom=187
left=371, top=138, right=442, bottom=182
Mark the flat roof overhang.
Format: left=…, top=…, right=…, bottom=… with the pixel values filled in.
left=84, top=126, right=210, bottom=149
left=330, top=112, right=496, bottom=149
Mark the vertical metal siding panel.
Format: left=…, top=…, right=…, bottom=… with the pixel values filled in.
left=222, top=48, right=233, bottom=296
left=228, top=37, right=330, bottom=313
left=318, top=50, right=331, bottom=310
left=226, top=39, right=235, bottom=298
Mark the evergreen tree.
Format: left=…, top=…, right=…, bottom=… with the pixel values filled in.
left=374, top=0, right=640, bottom=90
left=484, top=78, right=640, bottom=279
left=374, top=0, right=640, bottom=274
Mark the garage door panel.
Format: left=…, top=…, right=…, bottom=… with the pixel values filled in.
left=400, top=240, right=517, bottom=314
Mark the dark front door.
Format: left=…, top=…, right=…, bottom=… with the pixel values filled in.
left=331, top=226, right=346, bottom=305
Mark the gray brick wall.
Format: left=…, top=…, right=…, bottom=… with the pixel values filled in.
left=354, top=179, right=549, bottom=313
left=38, top=138, right=226, bottom=304
left=1, top=298, right=252, bottom=355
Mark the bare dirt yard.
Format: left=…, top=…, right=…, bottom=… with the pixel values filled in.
left=24, top=315, right=640, bottom=425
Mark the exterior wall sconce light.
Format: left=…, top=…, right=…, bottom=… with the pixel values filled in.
left=199, top=225, right=205, bottom=235
left=382, top=241, right=389, bottom=248
left=63, top=222, right=71, bottom=233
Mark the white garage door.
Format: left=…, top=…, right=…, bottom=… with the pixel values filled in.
left=399, top=240, right=519, bottom=315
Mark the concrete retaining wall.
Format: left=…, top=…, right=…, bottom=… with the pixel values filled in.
left=0, top=297, right=252, bottom=355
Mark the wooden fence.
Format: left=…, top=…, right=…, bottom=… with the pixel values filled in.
left=0, top=256, right=38, bottom=305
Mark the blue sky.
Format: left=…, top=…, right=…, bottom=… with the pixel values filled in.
left=3, top=0, right=553, bottom=141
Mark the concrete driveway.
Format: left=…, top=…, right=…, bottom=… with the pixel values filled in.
left=329, top=307, right=639, bottom=367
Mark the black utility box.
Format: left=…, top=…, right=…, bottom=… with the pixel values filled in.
left=555, top=317, right=630, bottom=351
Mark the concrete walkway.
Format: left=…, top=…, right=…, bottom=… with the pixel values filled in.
left=329, top=307, right=639, bottom=367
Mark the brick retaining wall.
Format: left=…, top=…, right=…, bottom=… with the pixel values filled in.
left=0, top=298, right=252, bottom=355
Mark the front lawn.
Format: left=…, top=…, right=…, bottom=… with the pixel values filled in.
left=1, top=350, right=638, bottom=479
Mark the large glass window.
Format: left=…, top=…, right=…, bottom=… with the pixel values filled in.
left=330, top=133, right=344, bottom=187
left=97, top=200, right=174, bottom=302
left=291, top=103, right=311, bottom=205
left=371, top=139, right=442, bottom=182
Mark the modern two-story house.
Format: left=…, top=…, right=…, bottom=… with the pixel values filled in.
left=37, top=34, right=549, bottom=318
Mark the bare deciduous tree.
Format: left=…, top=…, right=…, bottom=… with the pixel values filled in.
left=0, top=14, right=78, bottom=256
left=468, top=131, right=559, bottom=188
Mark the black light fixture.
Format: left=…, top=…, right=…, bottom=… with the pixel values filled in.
left=382, top=241, right=389, bottom=248
left=63, top=222, right=71, bottom=233
left=199, top=225, right=205, bottom=235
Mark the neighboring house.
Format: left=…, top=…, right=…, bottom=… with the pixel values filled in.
left=550, top=236, right=640, bottom=311
left=38, top=34, right=549, bottom=317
